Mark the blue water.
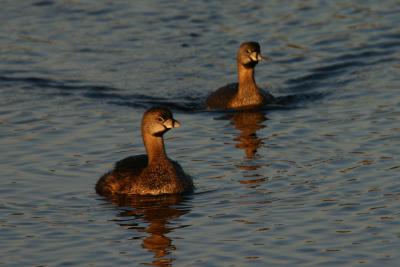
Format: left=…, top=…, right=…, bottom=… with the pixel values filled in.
left=1, top=1, right=400, bottom=266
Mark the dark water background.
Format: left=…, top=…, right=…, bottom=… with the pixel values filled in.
left=1, top=0, right=400, bottom=266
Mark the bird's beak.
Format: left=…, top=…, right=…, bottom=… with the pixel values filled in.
left=260, top=54, right=271, bottom=61
left=164, top=119, right=180, bottom=129
left=251, top=52, right=270, bottom=62
left=173, top=119, right=180, bottom=128
left=249, top=52, right=259, bottom=62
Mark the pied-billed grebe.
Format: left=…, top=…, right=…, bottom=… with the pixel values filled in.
left=206, top=42, right=275, bottom=110
left=96, top=107, right=194, bottom=196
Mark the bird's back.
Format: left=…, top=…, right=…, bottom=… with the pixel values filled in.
left=206, top=83, right=239, bottom=109
left=96, top=155, right=193, bottom=196
left=96, top=155, right=147, bottom=196
left=206, top=83, right=275, bottom=109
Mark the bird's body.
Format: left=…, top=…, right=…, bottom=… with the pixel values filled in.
left=206, top=82, right=274, bottom=110
left=206, top=42, right=275, bottom=110
left=96, top=107, right=193, bottom=196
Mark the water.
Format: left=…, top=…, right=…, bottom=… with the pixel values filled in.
left=1, top=0, right=400, bottom=266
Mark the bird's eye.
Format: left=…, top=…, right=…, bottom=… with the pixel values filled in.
left=246, top=49, right=252, bottom=54
left=157, top=117, right=164, bottom=122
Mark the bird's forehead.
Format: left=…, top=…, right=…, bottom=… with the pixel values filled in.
left=241, top=42, right=260, bottom=51
left=152, top=109, right=172, bottom=119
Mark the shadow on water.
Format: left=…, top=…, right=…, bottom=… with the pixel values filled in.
left=1, top=37, right=398, bottom=112
left=0, top=74, right=204, bottom=111
left=106, top=194, right=192, bottom=267
left=0, top=72, right=324, bottom=112
left=283, top=43, right=398, bottom=95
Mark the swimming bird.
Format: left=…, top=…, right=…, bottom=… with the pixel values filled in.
left=206, top=42, right=275, bottom=110
left=96, top=107, right=193, bottom=196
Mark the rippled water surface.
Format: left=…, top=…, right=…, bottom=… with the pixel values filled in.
left=1, top=0, right=400, bottom=266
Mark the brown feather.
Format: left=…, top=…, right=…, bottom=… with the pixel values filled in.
left=96, top=108, right=193, bottom=196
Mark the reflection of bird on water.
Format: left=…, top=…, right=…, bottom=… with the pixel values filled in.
left=206, top=42, right=275, bottom=110
left=229, top=111, right=267, bottom=159
left=111, top=194, right=190, bottom=267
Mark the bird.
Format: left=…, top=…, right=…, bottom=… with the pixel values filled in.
left=206, top=42, right=275, bottom=110
left=96, top=107, right=193, bottom=196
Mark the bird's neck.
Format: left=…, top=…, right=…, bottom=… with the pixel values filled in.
left=142, top=132, right=168, bottom=165
left=237, top=64, right=258, bottom=96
